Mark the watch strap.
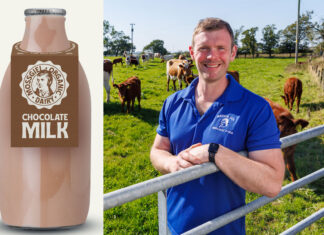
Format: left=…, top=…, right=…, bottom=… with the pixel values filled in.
left=208, top=143, right=219, bottom=163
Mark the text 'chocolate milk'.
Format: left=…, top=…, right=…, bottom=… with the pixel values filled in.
left=0, top=8, right=91, bottom=229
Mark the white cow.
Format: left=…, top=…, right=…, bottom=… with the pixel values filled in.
left=161, top=54, right=174, bottom=61
left=126, top=55, right=140, bottom=66
left=141, top=54, right=149, bottom=63
left=104, top=59, right=114, bottom=103
left=147, top=52, right=154, bottom=60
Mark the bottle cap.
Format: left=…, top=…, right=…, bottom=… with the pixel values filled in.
left=24, top=8, right=66, bottom=16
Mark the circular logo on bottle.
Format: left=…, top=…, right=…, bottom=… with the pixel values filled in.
left=19, top=61, right=69, bottom=109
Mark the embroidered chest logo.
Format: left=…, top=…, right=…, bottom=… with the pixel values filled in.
left=20, top=60, right=69, bottom=110
left=212, top=114, right=238, bottom=135
left=219, top=118, right=229, bottom=128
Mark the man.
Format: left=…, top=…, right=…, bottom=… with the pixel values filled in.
left=34, top=70, right=54, bottom=98
left=150, top=18, right=285, bottom=235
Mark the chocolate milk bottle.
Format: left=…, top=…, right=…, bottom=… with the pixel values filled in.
left=0, top=9, right=91, bottom=229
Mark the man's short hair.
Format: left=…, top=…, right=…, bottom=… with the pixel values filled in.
left=192, top=17, right=235, bottom=48
left=37, top=70, right=53, bottom=85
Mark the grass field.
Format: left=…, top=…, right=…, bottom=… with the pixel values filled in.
left=104, top=57, right=324, bottom=234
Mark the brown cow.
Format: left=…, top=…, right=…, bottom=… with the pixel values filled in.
left=184, top=74, right=197, bottom=87
left=265, top=98, right=309, bottom=181
left=113, top=76, right=141, bottom=113
left=113, top=58, right=123, bottom=66
left=227, top=70, right=240, bottom=83
left=281, top=77, right=303, bottom=113
left=167, top=59, right=193, bottom=91
left=183, top=71, right=239, bottom=87
left=103, top=60, right=113, bottom=103
left=179, top=54, right=186, bottom=60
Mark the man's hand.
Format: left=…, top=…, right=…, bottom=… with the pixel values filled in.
left=169, top=143, right=203, bottom=172
left=165, top=156, right=193, bottom=173
left=150, top=135, right=205, bottom=174
left=181, top=144, right=209, bottom=164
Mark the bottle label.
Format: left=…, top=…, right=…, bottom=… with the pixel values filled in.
left=11, top=42, right=79, bottom=147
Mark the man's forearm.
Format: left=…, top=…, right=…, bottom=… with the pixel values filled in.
left=186, top=144, right=285, bottom=197
left=214, top=147, right=284, bottom=197
left=150, top=147, right=175, bottom=174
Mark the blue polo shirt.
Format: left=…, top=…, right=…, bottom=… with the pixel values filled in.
left=156, top=74, right=281, bottom=235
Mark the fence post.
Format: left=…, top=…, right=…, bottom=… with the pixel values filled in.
left=158, top=190, right=170, bottom=235
left=321, top=68, right=324, bottom=89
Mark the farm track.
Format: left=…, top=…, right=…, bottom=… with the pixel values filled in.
left=104, top=57, right=324, bottom=235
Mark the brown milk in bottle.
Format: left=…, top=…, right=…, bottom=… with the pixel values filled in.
left=0, top=8, right=91, bottom=229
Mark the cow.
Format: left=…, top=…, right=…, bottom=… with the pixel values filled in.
left=147, top=52, right=154, bottom=60
left=113, top=58, right=123, bottom=66
left=126, top=55, right=139, bottom=66
left=141, top=54, right=149, bottom=63
left=161, top=54, right=174, bottom=62
left=227, top=70, right=240, bottom=83
left=179, top=54, right=186, bottom=60
left=103, top=59, right=114, bottom=103
left=167, top=59, right=193, bottom=91
left=154, top=53, right=161, bottom=58
left=184, top=71, right=238, bottom=87
left=113, top=76, right=141, bottom=113
left=281, top=77, right=303, bottom=113
left=265, top=98, right=309, bottom=181
left=184, top=74, right=197, bottom=87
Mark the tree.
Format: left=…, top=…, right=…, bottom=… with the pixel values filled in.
left=234, top=26, right=244, bottom=57
left=261, top=24, right=279, bottom=57
left=241, top=27, right=258, bottom=58
left=313, top=19, right=324, bottom=42
left=279, top=11, right=314, bottom=56
left=109, top=30, right=133, bottom=56
left=103, top=20, right=134, bottom=56
left=298, top=11, right=314, bottom=44
left=103, top=20, right=113, bottom=55
left=234, top=26, right=244, bottom=46
left=278, top=28, right=294, bottom=57
left=143, top=40, right=168, bottom=55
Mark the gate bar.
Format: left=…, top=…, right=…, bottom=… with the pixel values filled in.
left=104, top=161, right=223, bottom=210
left=280, top=208, right=324, bottom=235
left=182, top=168, right=324, bottom=235
left=280, top=124, right=324, bottom=148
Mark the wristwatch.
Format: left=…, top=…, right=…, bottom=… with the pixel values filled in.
left=208, top=143, right=219, bottom=163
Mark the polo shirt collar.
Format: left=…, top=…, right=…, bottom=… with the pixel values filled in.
left=181, top=73, right=244, bottom=104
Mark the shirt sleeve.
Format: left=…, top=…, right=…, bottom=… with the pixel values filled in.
left=156, top=99, right=169, bottom=137
left=246, top=102, right=281, bottom=152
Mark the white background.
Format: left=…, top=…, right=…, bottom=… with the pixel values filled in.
left=0, top=0, right=103, bottom=234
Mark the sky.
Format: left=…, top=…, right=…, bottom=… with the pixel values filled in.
left=104, top=0, right=324, bottom=53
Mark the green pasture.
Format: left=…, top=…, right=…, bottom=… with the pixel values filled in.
left=104, top=57, right=324, bottom=234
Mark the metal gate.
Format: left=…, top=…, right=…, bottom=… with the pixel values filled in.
left=104, top=125, right=324, bottom=234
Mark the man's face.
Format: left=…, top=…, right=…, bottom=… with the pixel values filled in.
left=37, top=74, right=50, bottom=89
left=189, top=29, right=237, bottom=83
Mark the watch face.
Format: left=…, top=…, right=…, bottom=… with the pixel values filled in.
left=209, top=143, right=219, bottom=153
